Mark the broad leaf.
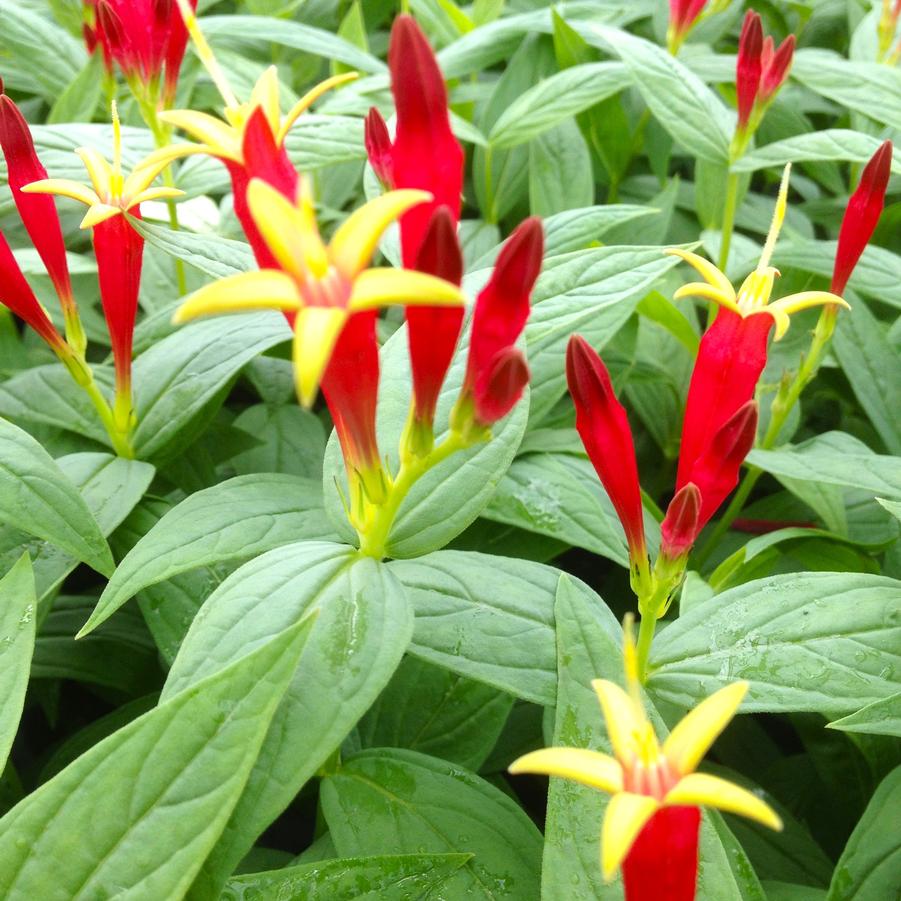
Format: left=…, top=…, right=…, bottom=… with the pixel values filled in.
left=0, top=616, right=313, bottom=899
left=649, top=572, right=901, bottom=715
left=828, top=693, right=901, bottom=739
left=0, top=421, right=113, bottom=576
left=163, top=541, right=413, bottom=896
left=322, top=748, right=543, bottom=900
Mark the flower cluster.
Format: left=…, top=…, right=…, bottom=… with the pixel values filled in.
left=510, top=618, right=781, bottom=899
left=566, top=147, right=890, bottom=677
left=83, top=0, right=197, bottom=108
left=733, top=10, right=794, bottom=156
left=169, top=13, right=543, bottom=548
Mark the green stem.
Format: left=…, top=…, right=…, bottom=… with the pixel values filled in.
left=694, top=308, right=839, bottom=566
left=635, top=608, right=657, bottom=683
left=482, top=145, right=497, bottom=225
left=718, top=170, right=740, bottom=272
left=358, top=430, right=469, bottom=559
left=80, top=372, right=135, bottom=458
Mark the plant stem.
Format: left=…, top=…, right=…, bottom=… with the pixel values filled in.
left=80, top=372, right=135, bottom=458
left=635, top=608, right=657, bottom=683
left=358, top=430, right=469, bottom=559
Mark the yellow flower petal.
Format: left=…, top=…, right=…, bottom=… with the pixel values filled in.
left=172, top=270, right=300, bottom=323
left=158, top=110, right=241, bottom=161
left=75, top=147, right=114, bottom=198
left=508, top=747, right=624, bottom=793
left=766, top=291, right=849, bottom=340
left=349, top=268, right=464, bottom=311
left=20, top=178, right=100, bottom=207
left=246, top=178, right=329, bottom=281
left=673, top=282, right=743, bottom=315
left=81, top=203, right=122, bottom=229
left=662, top=682, right=747, bottom=776
left=293, top=306, right=347, bottom=408
left=129, top=187, right=185, bottom=205
left=664, top=773, right=782, bottom=831
left=123, top=153, right=182, bottom=200
left=592, top=679, right=645, bottom=765
left=601, top=792, right=659, bottom=880
left=140, top=142, right=211, bottom=170
left=665, top=248, right=736, bottom=302
left=330, top=189, right=431, bottom=278
left=278, top=71, right=359, bottom=144
left=249, top=65, right=282, bottom=137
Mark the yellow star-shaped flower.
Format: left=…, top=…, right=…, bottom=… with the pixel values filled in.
left=667, top=164, right=848, bottom=339
left=173, top=178, right=464, bottom=406
left=22, top=103, right=182, bottom=228
left=509, top=622, right=781, bottom=881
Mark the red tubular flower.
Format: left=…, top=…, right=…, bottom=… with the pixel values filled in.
left=364, top=107, right=394, bottom=189
left=0, top=233, right=67, bottom=351
left=675, top=309, right=771, bottom=492
left=566, top=335, right=646, bottom=563
left=93, top=213, right=143, bottom=403
left=736, top=11, right=763, bottom=129
left=380, top=15, right=466, bottom=433
left=667, top=0, right=709, bottom=52
left=92, top=0, right=196, bottom=105
left=0, top=87, right=74, bottom=317
left=320, top=311, right=382, bottom=497
left=621, top=806, right=701, bottom=901
left=407, top=208, right=464, bottom=432
left=455, top=218, right=543, bottom=429
left=831, top=141, right=893, bottom=294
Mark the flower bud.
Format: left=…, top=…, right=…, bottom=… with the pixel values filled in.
left=364, top=107, right=394, bottom=189
left=661, top=483, right=702, bottom=559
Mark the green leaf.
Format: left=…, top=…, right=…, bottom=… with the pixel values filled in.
left=826, top=765, right=901, bottom=900
left=0, top=556, right=36, bottom=773
left=636, top=290, right=700, bottom=354
left=358, top=656, right=514, bottom=771
left=82, top=474, right=331, bottom=636
left=47, top=51, right=104, bottom=125
left=832, top=298, right=901, bottom=455
left=529, top=119, right=594, bottom=216
left=323, top=321, right=528, bottom=557
left=162, top=541, right=413, bottom=895
left=732, top=130, right=901, bottom=176
left=828, top=693, right=901, bottom=739
left=483, top=452, right=632, bottom=565
left=748, top=432, right=901, bottom=501
left=541, top=575, right=765, bottom=900
left=132, top=313, right=289, bottom=461
left=128, top=217, right=254, bottom=280
left=585, top=25, right=733, bottom=163
left=649, top=572, right=901, bottom=715
left=230, top=404, right=326, bottom=478
left=539, top=205, right=658, bottom=258
left=0, top=615, right=313, bottom=900
left=791, top=50, right=901, bottom=130
left=392, top=550, right=559, bottom=705
left=489, top=62, right=630, bottom=148
left=222, top=854, right=472, bottom=900
left=0, top=420, right=113, bottom=576
left=201, top=15, right=386, bottom=73
left=321, top=748, right=543, bottom=900
left=526, top=245, right=685, bottom=423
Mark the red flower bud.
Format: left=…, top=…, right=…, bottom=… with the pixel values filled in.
left=759, top=34, right=795, bottom=103
left=463, top=218, right=543, bottom=425
left=661, top=483, right=702, bottom=559
left=388, top=15, right=464, bottom=267
left=0, top=89, right=74, bottom=313
left=676, top=310, right=771, bottom=493
left=479, top=347, right=530, bottom=424
left=831, top=140, right=893, bottom=295
left=364, top=107, right=394, bottom=189
left=690, top=400, right=759, bottom=532
left=0, top=232, right=66, bottom=350
left=566, top=335, right=646, bottom=561
left=622, top=806, right=701, bottom=901
left=408, top=207, right=464, bottom=425
left=736, top=11, right=763, bottom=129
left=669, top=0, right=709, bottom=40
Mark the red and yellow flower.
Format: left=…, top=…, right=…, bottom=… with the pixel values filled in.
left=510, top=622, right=781, bottom=899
